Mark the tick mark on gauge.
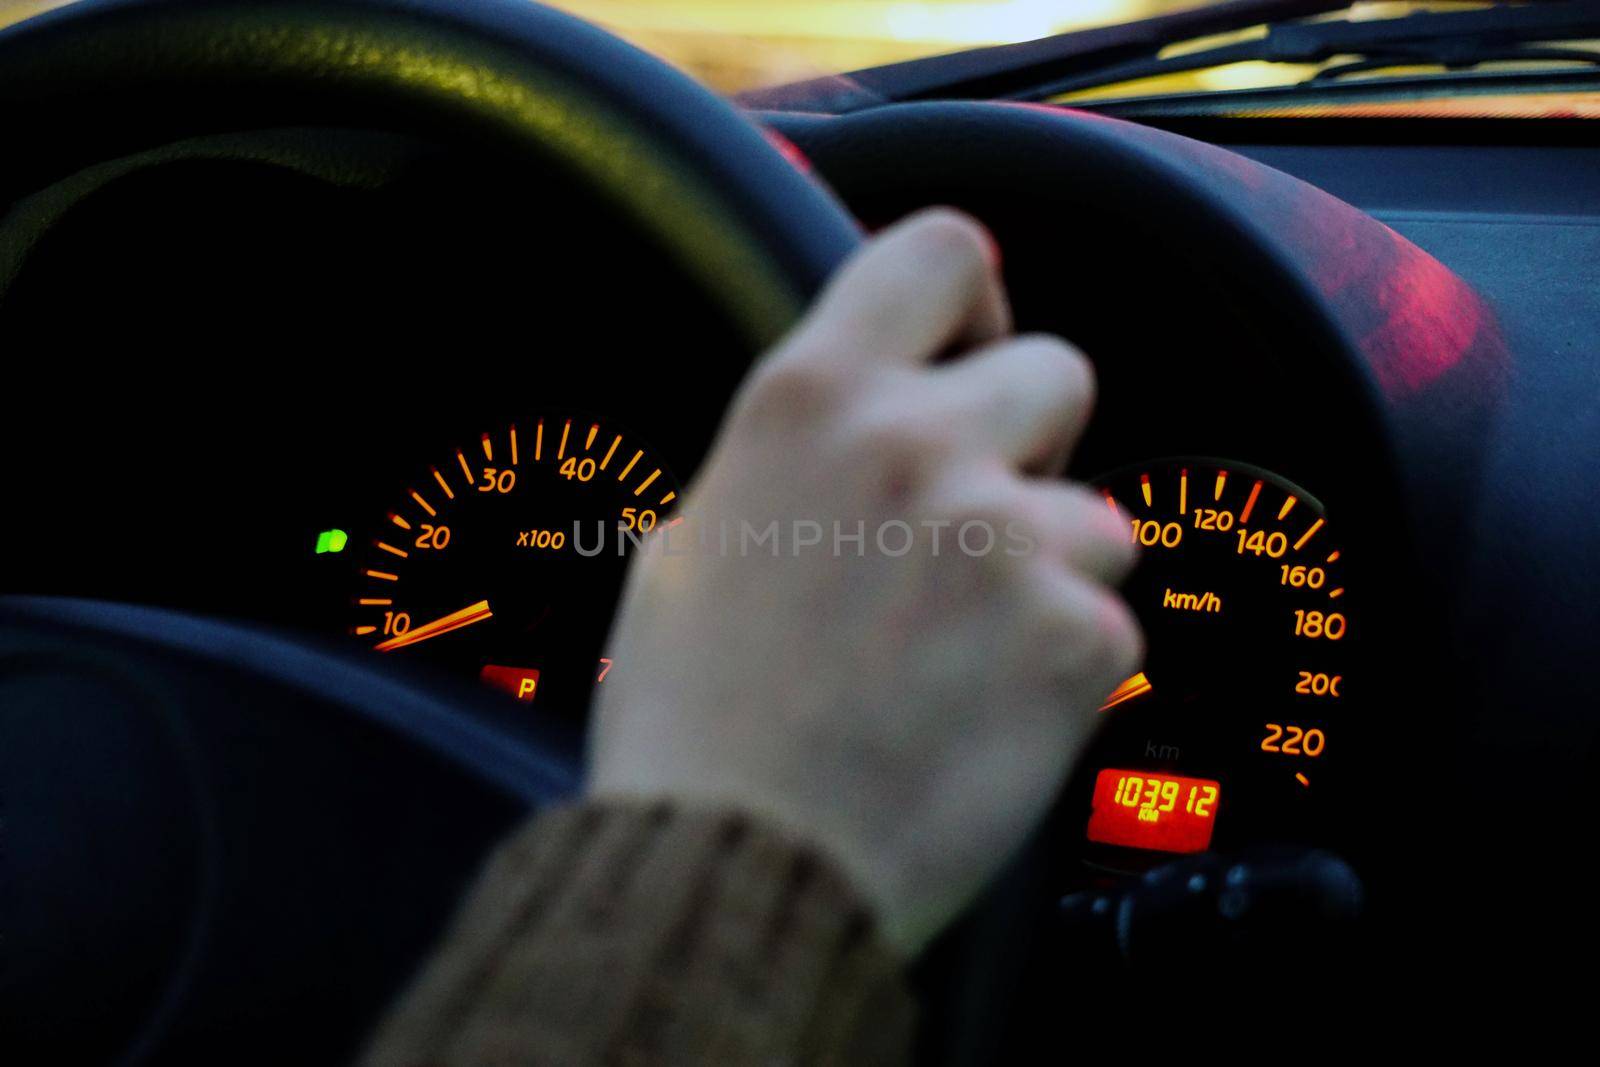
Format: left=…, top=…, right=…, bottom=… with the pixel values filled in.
left=1239, top=479, right=1263, bottom=523
left=456, top=450, right=474, bottom=484
left=558, top=419, right=571, bottom=460
left=1278, top=494, right=1298, bottom=521
left=601, top=435, right=622, bottom=470
left=1295, top=773, right=1311, bottom=788
left=1139, top=473, right=1152, bottom=508
left=410, top=490, right=436, bottom=517
left=1214, top=469, right=1227, bottom=501
left=432, top=467, right=454, bottom=500
left=481, top=433, right=493, bottom=461
left=1293, top=517, right=1324, bottom=551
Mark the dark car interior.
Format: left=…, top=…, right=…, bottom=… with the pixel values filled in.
left=3, top=0, right=1598, bottom=1060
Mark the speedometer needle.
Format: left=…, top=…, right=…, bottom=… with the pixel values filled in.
left=1100, top=671, right=1153, bottom=712
left=374, top=599, right=493, bottom=653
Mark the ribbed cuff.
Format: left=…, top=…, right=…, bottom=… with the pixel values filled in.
left=361, top=800, right=914, bottom=1066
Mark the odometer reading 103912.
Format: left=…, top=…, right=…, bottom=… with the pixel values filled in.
left=1082, top=458, right=1353, bottom=864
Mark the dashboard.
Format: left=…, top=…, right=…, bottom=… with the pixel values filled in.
left=5, top=98, right=1599, bottom=1032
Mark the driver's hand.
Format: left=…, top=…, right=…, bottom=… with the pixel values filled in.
left=590, top=208, right=1142, bottom=954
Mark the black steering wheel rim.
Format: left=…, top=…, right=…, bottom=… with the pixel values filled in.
left=0, top=2, right=866, bottom=1062
left=0, top=0, right=861, bottom=349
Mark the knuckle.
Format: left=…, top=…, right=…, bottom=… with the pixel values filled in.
left=932, top=481, right=1031, bottom=563
left=847, top=400, right=951, bottom=470
left=734, top=356, right=848, bottom=432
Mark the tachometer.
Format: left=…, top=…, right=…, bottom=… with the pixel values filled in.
left=341, top=415, right=679, bottom=710
left=1081, top=459, right=1354, bottom=864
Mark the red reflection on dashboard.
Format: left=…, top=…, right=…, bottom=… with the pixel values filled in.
left=1361, top=225, right=1484, bottom=398
left=761, top=128, right=814, bottom=174
left=1087, top=768, right=1220, bottom=854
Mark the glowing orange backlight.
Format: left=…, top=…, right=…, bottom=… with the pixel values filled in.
left=1087, top=768, right=1220, bottom=855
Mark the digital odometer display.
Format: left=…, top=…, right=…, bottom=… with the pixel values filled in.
left=1087, top=769, right=1220, bottom=854
left=1082, top=459, right=1354, bottom=864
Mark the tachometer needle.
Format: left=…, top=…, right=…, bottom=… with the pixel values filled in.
left=374, top=599, right=493, bottom=653
left=1100, top=671, right=1153, bottom=712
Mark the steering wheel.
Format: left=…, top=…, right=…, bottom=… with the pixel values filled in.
left=0, top=1, right=859, bottom=1062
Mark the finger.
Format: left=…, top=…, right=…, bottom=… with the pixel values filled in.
left=1032, top=567, right=1146, bottom=711
left=1014, top=481, right=1139, bottom=585
left=929, top=333, right=1095, bottom=472
left=790, top=208, right=1010, bottom=368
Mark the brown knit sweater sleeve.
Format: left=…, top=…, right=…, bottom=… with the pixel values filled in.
left=360, top=800, right=916, bottom=1066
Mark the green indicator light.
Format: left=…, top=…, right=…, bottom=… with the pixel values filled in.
left=315, top=529, right=348, bottom=554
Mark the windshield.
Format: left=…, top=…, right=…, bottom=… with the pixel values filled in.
left=542, top=0, right=1205, bottom=94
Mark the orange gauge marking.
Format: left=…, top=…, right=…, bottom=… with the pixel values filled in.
left=1278, top=495, right=1298, bottom=521
left=1239, top=480, right=1263, bottom=523
left=432, top=468, right=454, bottom=500
left=481, top=433, right=493, bottom=461
left=659, top=491, right=677, bottom=506
left=1293, top=517, right=1325, bottom=551
left=1179, top=468, right=1188, bottom=515
left=410, top=491, right=436, bottom=518
left=1139, top=473, right=1152, bottom=508
left=510, top=425, right=519, bottom=465
left=557, top=419, right=571, bottom=460
left=374, top=599, right=493, bottom=653
left=634, top=469, right=662, bottom=497
left=1329, top=587, right=1345, bottom=599
left=1100, top=671, right=1153, bottom=711
left=354, top=625, right=378, bottom=636
left=365, top=569, right=399, bottom=582
left=617, top=450, right=642, bottom=481
left=389, top=513, right=411, bottom=531
left=376, top=541, right=408, bottom=559
left=358, top=598, right=392, bottom=606
left=585, top=423, right=599, bottom=450
left=1102, top=489, right=1119, bottom=515
left=535, top=420, right=545, bottom=461
left=457, top=450, right=474, bottom=484
left=1326, top=550, right=1341, bottom=563
left=601, top=435, right=622, bottom=470
left=1295, top=773, right=1311, bottom=788
left=1214, top=470, right=1227, bottom=501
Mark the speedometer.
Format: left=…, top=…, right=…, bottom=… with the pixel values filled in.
left=1079, top=458, right=1355, bottom=864
left=339, top=415, right=679, bottom=711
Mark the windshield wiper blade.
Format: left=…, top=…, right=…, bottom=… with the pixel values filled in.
left=1013, top=0, right=1600, bottom=102
left=737, top=0, right=1354, bottom=112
